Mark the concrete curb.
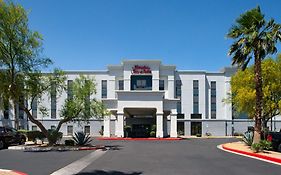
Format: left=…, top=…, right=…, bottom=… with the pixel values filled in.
left=8, top=145, right=105, bottom=152
left=97, top=137, right=183, bottom=141
left=0, top=169, right=28, bottom=175
left=218, top=144, right=281, bottom=165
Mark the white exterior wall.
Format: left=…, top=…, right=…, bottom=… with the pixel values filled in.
left=1, top=60, right=263, bottom=137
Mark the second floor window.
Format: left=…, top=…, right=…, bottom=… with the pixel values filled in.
left=51, top=83, right=56, bottom=119
left=175, top=80, right=182, bottom=98
left=159, top=80, right=164, bottom=90
left=211, top=81, right=216, bottom=119
left=102, top=80, right=107, bottom=98
left=67, top=80, right=73, bottom=100
left=119, top=80, right=124, bottom=90
left=193, top=80, right=199, bottom=114
left=3, top=100, right=9, bottom=119
left=31, top=96, right=38, bottom=119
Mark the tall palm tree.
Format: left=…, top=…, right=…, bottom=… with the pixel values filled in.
left=227, top=6, right=281, bottom=143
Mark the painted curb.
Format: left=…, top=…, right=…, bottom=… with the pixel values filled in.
left=97, top=137, right=183, bottom=141
left=0, top=169, right=28, bottom=175
left=221, top=144, right=281, bottom=165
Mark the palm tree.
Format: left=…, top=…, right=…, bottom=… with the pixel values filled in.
left=227, top=6, right=281, bottom=143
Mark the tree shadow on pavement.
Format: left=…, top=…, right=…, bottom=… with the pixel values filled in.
left=104, top=145, right=124, bottom=151
left=76, top=170, right=142, bottom=175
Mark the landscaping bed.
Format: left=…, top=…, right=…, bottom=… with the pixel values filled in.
left=222, top=141, right=281, bottom=164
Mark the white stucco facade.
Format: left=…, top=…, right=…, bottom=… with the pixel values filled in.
left=2, top=60, right=281, bottom=137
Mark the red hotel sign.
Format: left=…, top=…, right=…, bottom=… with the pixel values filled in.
left=132, top=65, right=152, bottom=74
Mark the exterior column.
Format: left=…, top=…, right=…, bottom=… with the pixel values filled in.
left=156, top=113, right=164, bottom=138
left=103, top=115, right=111, bottom=137
left=170, top=113, right=178, bottom=137
left=115, top=113, right=124, bottom=137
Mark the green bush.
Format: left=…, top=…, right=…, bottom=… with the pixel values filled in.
left=151, top=125, right=156, bottom=132
left=65, top=140, right=75, bottom=146
left=18, top=130, right=46, bottom=141
left=47, top=129, right=63, bottom=145
left=251, top=140, right=272, bottom=153
left=196, top=134, right=201, bottom=137
left=150, top=131, right=156, bottom=137
left=259, top=140, right=272, bottom=151
left=73, top=132, right=92, bottom=146
left=243, top=131, right=253, bottom=146
left=251, top=143, right=261, bottom=153
left=124, top=125, right=132, bottom=138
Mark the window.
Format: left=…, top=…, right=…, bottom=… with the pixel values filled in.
left=136, top=80, right=146, bottom=88
left=19, top=95, right=24, bottom=119
left=101, top=80, right=107, bottom=98
left=191, top=114, right=202, bottom=119
left=32, top=126, right=37, bottom=131
left=31, top=97, right=37, bottom=119
left=193, top=80, right=199, bottom=114
left=131, top=75, right=152, bottom=90
left=177, top=101, right=182, bottom=114
left=159, top=80, right=165, bottom=90
left=51, top=83, right=56, bottom=119
left=3, top=100, right=9, bottom=119
left=67, top=125, right=73, bottom=135
left=51, top=125, right=56, bottom=130
left=67, top=80, right=73, bottom=100
left=211, top=81, right=216, bottom=119
left=119, top=80, right=124, bottom=90
left=84, top=126, right=90, bottom=135
left=175, top=80, right=182, bottom=98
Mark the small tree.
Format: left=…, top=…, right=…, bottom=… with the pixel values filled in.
left=23, top=73, right=108, bottom=145
left=0, top=0, right=52, bottom=129
left=230, top=55, right=281, bottom=136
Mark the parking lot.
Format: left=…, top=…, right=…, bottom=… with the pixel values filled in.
left=0, top=138, right=280, bottom=175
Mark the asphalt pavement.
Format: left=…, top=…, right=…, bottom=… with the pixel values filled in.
left=0, top=138, right=280, bottom=175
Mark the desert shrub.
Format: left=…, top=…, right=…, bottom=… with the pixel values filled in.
left=18, top=130, right=45, bottom=141
left=243, top=131, right=253, bottom=146
left=251, top=143, right=261, bottom=153
left=124, top=125, right=132, bottom=138
left=65, top=140, right=75, bottom=146
left=259, top=140, right=272, bottom=151
left=73, top=132, right=92, bottom=146
left=150, top=131, right=156, bottom=137
left=48, top=129, right=63, bottom=145
left=151, top=125, right=156, bottom=132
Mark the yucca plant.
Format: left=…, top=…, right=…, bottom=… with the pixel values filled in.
left=72, top=132, right=92, bottom=146
left=243, top=131, right=253, bottom=146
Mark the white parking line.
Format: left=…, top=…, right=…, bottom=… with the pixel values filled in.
left=50, top=150, right=107, bottom=175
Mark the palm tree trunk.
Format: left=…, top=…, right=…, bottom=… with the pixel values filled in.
left=253, top=53, right=262, bottom=144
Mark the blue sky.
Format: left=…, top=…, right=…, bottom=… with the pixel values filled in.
left=17, top=0, right=281, bottom=71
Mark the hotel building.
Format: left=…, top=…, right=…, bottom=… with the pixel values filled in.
left=1, top=60, right=281, bottom=137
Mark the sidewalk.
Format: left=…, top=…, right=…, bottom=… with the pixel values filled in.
left=98, top=137, right=183, bottom=141
left=221, top=141, right=281, bottom=165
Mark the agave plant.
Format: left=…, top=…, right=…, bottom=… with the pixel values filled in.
left=72, top=132, right=92, bottom=146
left=243, top=131, right=253, bottom=146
